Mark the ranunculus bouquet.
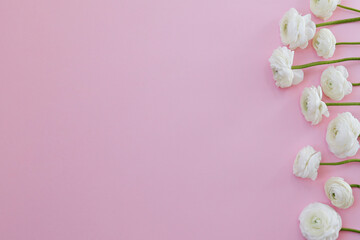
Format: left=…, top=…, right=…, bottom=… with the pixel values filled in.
left=269, top=1, right=360, bottom=239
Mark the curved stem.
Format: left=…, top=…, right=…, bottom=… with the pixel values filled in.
left=326, top=102, right=360, bottom=106
left=316, top=17, right=360, bottom=27
left=320, top=159, right=360, bottom=165
left=338, top=4, right=360, bottom=13
left=341, top=228, right=360, bottom=234
left=352, top=83, right=360, bottom=86
left=292, top=58, right=360, bottom=69
left=350, top=184, right=360, bottom=188
left=336, top=42, right=360, bottom=45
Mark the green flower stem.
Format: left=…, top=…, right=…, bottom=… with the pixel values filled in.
left=291, top=58, right=360, bottom=69
left=341, top=228, right=360, bottom=234
left=338, top=4, right=360, bottom=14
left=336, top=42, right=360, bottom=45
left=352, top=83, right=360, bottom=86
left=316, top=17, right=360, bottom=27
left=326, top=102, right=360, bottom=106
left=320, top=159, right=360, bottom=165
left=350, top=184, right=360, bottom=188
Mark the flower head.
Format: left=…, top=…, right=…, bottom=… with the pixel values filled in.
left=313, top=29, right=336, bottom=59
left=280, top=8, right=316, bottom=50
left=269, top=47, right=304, bottom=88
left=310, top=0, right=340, bottom=20
left=326, top=112, right=360, bottom=158
left=321, top=66, right=352, bottom=101
left=299, top=202, right=342, bottom=240
left=300, top=86, right=329, bottom=125
left=293, top=146, right=322, bottom=180
left=325, top=177, right=354, bottom=209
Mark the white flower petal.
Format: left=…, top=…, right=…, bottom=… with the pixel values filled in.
left=300, top=86, right=329, bottom=125
left=326, top=112, right=360, bottom=158
left=325, top=177, right=354, bottom=209
left=321, top=66, right=352, bottom=101
left=293, top=146, right=321, bottom=180
left=269, top=47, right=298, bottom=88
left=310, top=0, right=340, bottom=20
left=280, top=8, right=316, bottom=50
left=312, top=29, right=336, bottom=59
left=293, top=70, right=304, bottom=85
left=299, top=202, right=342, bottom=240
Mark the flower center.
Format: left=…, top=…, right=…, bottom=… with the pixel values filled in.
left=303, top=101, right=308, bottom=111
left=314, top=40, right=320, bottom=49
left=332, top=127, right=338, bottom=137
left=283, top=21, right=288, bottom=33
left=312, top=216, right=323, bottom=229
left=328, top=82, right=333, bottom=90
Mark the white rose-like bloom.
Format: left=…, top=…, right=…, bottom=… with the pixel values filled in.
left=321, top=66, right=352, bottom=101
left=280, top=8, right=316, bottom=50
left=300, top=86, right=329, bottom=125
left=269, top=47, right=304, bottom=88
left=293, top=146, right=322, bottom=180
left=299, top=202, right=342, bottom=240
left=310, top=0, right=340, bottom=20
left=326, top=112, right=360, bottom=158
left=313, top=29, right=336, bottom=59
left=325, top=177, right=354, bottom=209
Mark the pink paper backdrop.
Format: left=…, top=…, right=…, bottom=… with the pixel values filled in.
left=1, top=0, right=360, bottom=239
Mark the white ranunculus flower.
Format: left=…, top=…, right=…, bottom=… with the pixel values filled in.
left=269, top=47, right=304, bottom=88
left=325, top=177, right=354, bottom=209
left=321, top=66, right=352, bottom=101
left=293, top=146, right=322, bottom=180
left=310, top=0, right=340, bottom=20
left=326, top=112, right=360, bottom=158
left=280, top=8, right=316, bottom=50
left=300, top=86, right=329, bottom=125
left=299, top=202, right=342, bottom=240
left=313, top=29, right=337, bottom=59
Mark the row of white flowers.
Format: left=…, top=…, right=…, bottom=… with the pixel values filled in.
left=270, top=46, right=355, bottom=89
left=271, top=1, right=360, bottom=239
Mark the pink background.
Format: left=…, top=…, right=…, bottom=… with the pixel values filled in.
left=1, top=0, right=360, bottom=239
